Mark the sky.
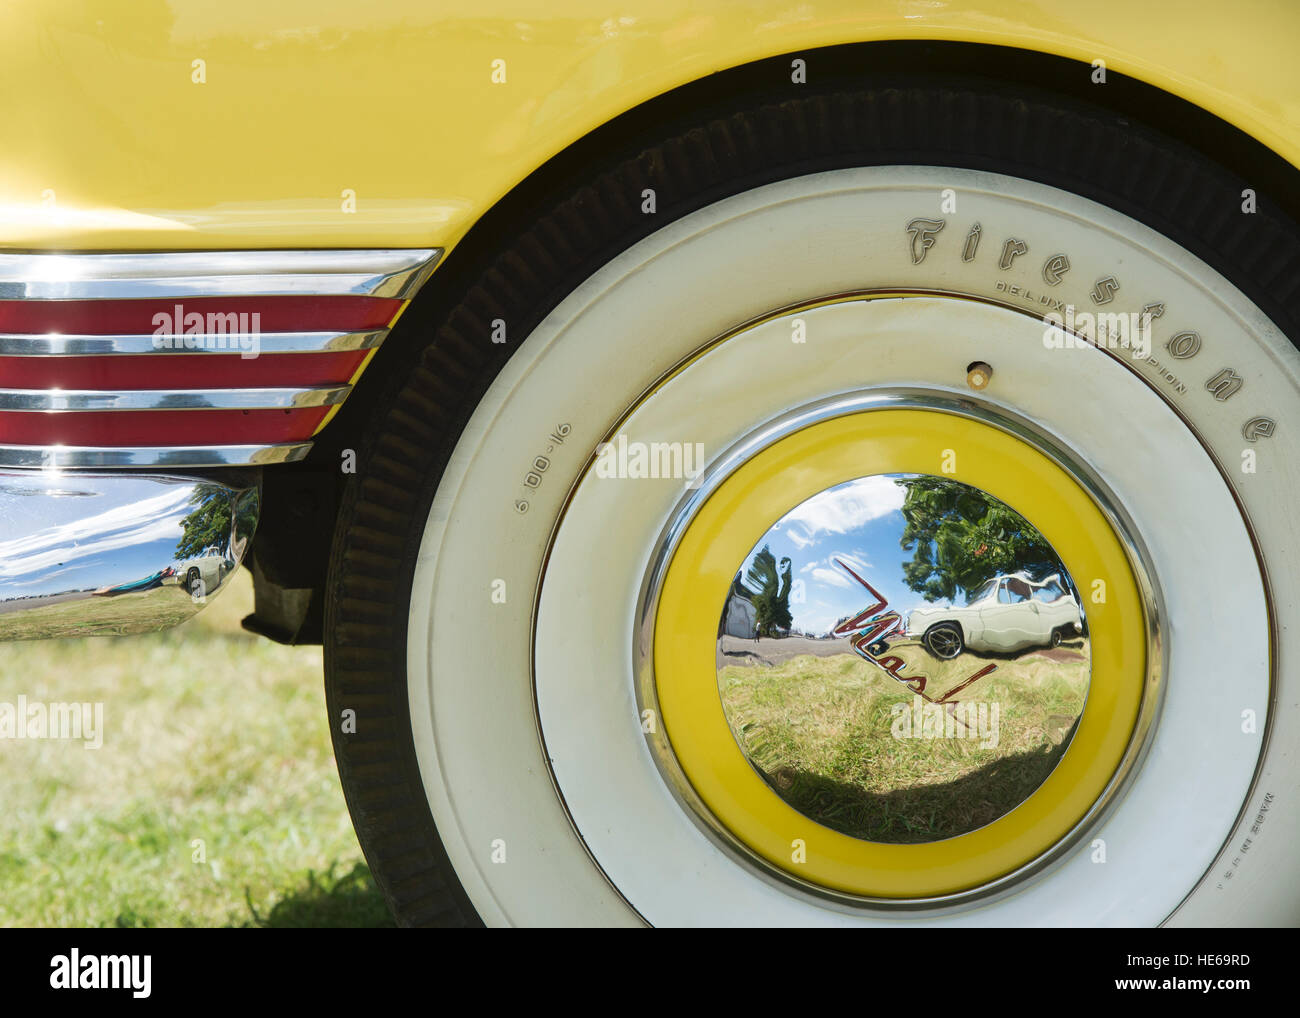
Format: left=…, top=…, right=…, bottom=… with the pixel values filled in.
left=0, top=475, right=218, bottom=600
left=735, top=474, right=937, bottom=637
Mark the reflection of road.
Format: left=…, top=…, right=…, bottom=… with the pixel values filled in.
left=718, top=633, right=1088, bottom=672
left=718, top=634, right=854, bottom=670
left=0, top=591, right=89, bottom=615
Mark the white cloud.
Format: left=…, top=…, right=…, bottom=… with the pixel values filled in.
left=0, top=490, right=184, bottom=580
left=810, top=567, right=852, bottom=588
left=832, top=551, right=870, bottom=576
left=778, top=476, right=904, bottom=549
left=800, top=550, right=872, bottom=592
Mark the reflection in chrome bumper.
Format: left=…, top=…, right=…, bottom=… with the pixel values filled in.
left=0, top=470, right=257, bottom=642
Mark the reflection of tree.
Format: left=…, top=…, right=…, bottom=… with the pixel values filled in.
left=175, top=484, right=237, bottom=560
left=896, top=477, right=1057, bottom=602
left=744, top=545, right=793, bottom=638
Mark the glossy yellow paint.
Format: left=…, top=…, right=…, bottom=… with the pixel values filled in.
left=1, top=1, right=1295, bottom=253
left=654, top=410, right=1144, bottom=898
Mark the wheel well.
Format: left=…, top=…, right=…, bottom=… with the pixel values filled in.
left=247, top=39, right=1300, bottom=645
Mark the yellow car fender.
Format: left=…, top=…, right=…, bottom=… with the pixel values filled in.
left=0, top=0, right=1296, bottom=252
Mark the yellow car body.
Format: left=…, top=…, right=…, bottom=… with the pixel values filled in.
left=2, top=0, right=1297, bottom=253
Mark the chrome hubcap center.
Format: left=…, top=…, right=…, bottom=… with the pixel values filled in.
left=716, top=473, right=1092, bottom=844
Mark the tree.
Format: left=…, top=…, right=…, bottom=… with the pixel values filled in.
left=745, top=545, right=793, bottom=637
left=175, top=484, right=239, bottom=561
left=895, top=476, right=1058, bottom=602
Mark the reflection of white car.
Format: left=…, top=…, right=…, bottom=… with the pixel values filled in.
left=173, top=555, right=235, bottom=599
left=907, top=572, right=1083, bottom=659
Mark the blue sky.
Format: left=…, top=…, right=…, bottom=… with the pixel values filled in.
left=0, top=476, right=205, bottom=600
left=736, top=475, right=939, bottom=637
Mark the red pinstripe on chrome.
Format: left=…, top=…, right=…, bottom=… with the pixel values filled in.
left=0, top=352, right=369, bottom=390
left=0, top=296, right=401, bottom=335
left=0, top=409, right=330, bottom=446
left=0, top=249, right=441, bottom=466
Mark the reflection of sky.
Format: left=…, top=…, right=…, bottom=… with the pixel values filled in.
left=737, top=476, right=936, bottom=637
left=0, top=476, right=218, bottom=600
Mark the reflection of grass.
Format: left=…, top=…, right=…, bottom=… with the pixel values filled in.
left=0, top=572, right=391, bottom=927
left=0, top=585, right=197, bottom=642
left=719, top=644, right=1088, bottom=843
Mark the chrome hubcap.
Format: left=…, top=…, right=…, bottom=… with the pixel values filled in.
left=716, top=473, right=1092, bottom=844
left=634, top=388, right=1162, bottom=905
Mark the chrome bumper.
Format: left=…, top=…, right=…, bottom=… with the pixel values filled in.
left=0, top=470, right=257, bottom=642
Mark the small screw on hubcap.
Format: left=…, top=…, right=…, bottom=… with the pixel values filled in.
left=966, top=361, right=993, bottom=390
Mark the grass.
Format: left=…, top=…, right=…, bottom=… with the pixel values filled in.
left=719, top=638, right=1088, bottom=843
left=0, top=571, right=393, bottom=928
left=0, top=585, right=198, bottom=642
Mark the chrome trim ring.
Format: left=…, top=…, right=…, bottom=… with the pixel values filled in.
left=0, top=443, right=312, bottom=469
left=631, top=389, right=1166, bottom=912
left=0, top=385, right=350, bottom=411
left=0, top=329, right=386, bottom=357
left=0, top=248, right=442, bottom=300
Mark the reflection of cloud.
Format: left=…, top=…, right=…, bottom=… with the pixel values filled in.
left=834, top=551, right=869, bottom=575
left=778, top=477, right=904, bottom=549
left=811, top=567, right=851, bottom=588
left=802, top=551, right=870, bottom=590
left=0, top=490, right=186, bottom=581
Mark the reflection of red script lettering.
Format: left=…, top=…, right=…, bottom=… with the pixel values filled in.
left=832, top=558, right=995, bottom=704
left=846, top=613, right=903, bottom=651
left=932, top=663, right=996, bottom=703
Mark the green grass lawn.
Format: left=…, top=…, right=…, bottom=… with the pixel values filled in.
left=0, top=571, right=393, bottom=928
left=719, top=639, right=1088, bottom=843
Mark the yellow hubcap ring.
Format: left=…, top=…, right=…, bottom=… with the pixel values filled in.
left=654, top=408, right=1146, bottom=899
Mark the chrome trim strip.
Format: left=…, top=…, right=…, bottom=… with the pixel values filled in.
left=0, top=329, right=386, bottom=357
left=0, top=470, right=259, bottom=643
left=0, top=443, right=311, bottom=469
left=0, top=385, right=349, bottom=411
left=629, top=388, right=1167, bottom=915
left=0, top=249, right=442, bottom=300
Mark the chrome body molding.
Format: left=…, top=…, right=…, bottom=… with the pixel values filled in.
left=0, top=444, right=310, bottom=469
left=0, top=249, right=442, bottom=300
left=0, top=469, right=259, bottom=643
left=0, top=248, right=442, bottom=468
left=0, top=329, right=386, bottom=357
left=0, top=386, right=350, bottom=411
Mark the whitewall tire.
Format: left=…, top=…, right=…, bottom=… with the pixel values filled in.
left=325, top=81, right=1300, bottom=927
